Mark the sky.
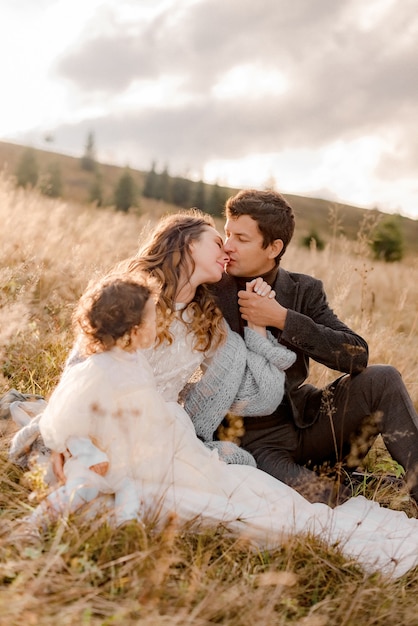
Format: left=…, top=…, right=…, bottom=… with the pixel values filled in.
left=1, top=0, right=417, bottom=219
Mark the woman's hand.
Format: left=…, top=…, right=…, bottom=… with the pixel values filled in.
left=246, top=277, right=276, bottom=299
left=243, top=279, right=275, bottom=336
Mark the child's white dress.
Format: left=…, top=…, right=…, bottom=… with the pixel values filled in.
left=40, top=319, right=418, bottom=580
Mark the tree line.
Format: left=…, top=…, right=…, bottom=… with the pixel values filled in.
left=14, top=133, right=405, bottom=262
left=14, top=132, right=233, bottom=217
left=142, top=161, right=233, bottom=216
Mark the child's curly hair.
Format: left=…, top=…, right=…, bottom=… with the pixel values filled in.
left=73, top=273, right=158, bottom=356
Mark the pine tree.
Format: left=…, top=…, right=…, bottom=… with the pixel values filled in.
left=114, top=168, right=137, bottom=212
left=207, top=182, right=230, bottom=216
left=15, top=148, right=39, bottom=188
left=371, top=215, right=404, bottom=262
left=191, top=179, right=206, bottom=211
left=301, top=228, right=325, bottom=251
left=89, top=171, right=104, bottom=206
left=156, top=165, right=170, bottom=202
left=143, top=161, right=158, bottom=198
left=40, top=162, right=63, bottom=198
left=171, top=176, right=192, bottom=207
left=80, top=131, right=96, bottom=172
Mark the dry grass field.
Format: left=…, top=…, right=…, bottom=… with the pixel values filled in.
left=0, top=173, right=418, bottom=625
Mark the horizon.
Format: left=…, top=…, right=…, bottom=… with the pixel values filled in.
left=3, top=137, right=417, bottom=223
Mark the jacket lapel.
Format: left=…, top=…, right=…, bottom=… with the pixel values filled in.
left=274, top=268, right=299, bottom=310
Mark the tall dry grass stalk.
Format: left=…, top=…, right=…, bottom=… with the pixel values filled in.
left=0, top=173, right=153, bottom=394
left=1, top=174, right=418, bottom=624
left=283, top=235, right=418, bottom=402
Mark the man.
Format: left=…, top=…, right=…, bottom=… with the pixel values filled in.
left=211, top=188, right=418, bottom=506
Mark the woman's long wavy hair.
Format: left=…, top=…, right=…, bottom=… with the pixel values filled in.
left=123, top=210, right=226, bottom=352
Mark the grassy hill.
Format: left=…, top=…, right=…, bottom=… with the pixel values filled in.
left=0, top=140, right=146, bottom=207
left=1, top=139, right=417, bottom=256
left=1, top=162, right=418, bottom=625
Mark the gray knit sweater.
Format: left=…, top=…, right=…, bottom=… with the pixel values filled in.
left=183, top=326, right=296, bottom=466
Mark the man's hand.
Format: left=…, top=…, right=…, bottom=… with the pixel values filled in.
left=51, top=451, right=66, bottom=484
left=89, top=461, right=109, bottom=476
left=238, top=279, right=288, bottom=330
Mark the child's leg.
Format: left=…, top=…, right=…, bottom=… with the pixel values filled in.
left=114, top=477, right=141, bottom=526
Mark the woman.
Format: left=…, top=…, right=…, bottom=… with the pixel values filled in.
left=124, top=210, right=296, bottom=464
left=9, top=211, right=418, bottom=579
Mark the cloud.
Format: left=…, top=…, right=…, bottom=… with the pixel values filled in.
left=56, top=35, right=154, bottom=91
left=55, top=0, right=345, bottom=96
left=41, top=0, right=418, bottom=197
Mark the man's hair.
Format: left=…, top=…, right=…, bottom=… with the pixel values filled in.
left=224, top=189, right=295, bottom=264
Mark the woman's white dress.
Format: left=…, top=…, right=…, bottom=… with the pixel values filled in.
left=39, top=314, right=418, bottom=580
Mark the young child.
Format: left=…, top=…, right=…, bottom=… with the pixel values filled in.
left=17, top=273, right=158, bottom=539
